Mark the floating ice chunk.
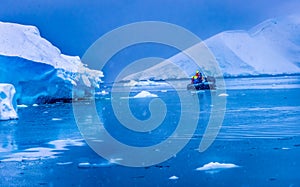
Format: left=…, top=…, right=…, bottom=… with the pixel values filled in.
left=169, top=175, right=179, bottom=180
left=109, top=158, right=123, bottom=164
left=78, top=162, right=91, bottom=168
left=32, top=104, right=39, bottom=107
left=51, top=118, right=62, bottom=121
left=218, top=93, right=229, bottom=97
left=0, top=84, right=18, bottom=120
left=92, top=162, right=112, bottom=168
left=133, top=91, right=158, bottom=98
left=56, top=162, right=73, bottom=166
left=17, top=104, right=28, bottom=108
left=196, top=162, right=239, bottom=174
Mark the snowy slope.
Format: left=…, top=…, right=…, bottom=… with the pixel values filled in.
left=124, top=15, right=300, bottom=80
left=0, top=21, right=103, bottom=104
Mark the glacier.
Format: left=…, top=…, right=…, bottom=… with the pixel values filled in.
left=123, top=15, right=300, bottom=80
left=0, top=21, right=103, bottom=104
left=0, top=84, right=18, bottom=120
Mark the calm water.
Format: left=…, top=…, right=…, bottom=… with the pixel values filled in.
left=0, top=76, right=300, bottom=186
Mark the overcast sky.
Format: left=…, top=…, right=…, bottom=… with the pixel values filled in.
left=1, top=0, right=299, bottom=56
left=1, top=0, right=299, bottom=81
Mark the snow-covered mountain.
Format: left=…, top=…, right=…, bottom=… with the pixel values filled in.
left=124, top=15, right=300, bottom=80
left=0, top=21, right=103, bottom=104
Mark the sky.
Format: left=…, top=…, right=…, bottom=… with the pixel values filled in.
left=1, top=0, right=299, bottom=81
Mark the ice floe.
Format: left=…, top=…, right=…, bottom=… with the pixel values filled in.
left=133, top=91, right=158, bottom=98
left=169, top=175, right=179, bottom=180
left=17, top=104, right=28, bottom=108
left=218, top=93, right=229, bottom=97
left=196, top=162, right=239, bottom=174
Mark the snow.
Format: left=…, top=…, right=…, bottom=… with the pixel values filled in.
left=0, top=84, right=18, bottom=120
left=133, top=91, right=158, bottom=98
left=123, top=15, right=300, bottom=80
left=196, top=162, right=239, bottom=174
left=0, top=21, right=103, bottom=104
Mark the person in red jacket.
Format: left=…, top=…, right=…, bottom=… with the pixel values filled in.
left=191, top=70, right=202, bottom=84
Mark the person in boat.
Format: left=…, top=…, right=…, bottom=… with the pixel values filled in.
left=198, top=72, right=204, bottom=83
left=191, top=75, right=198, bottom=84
left=191, top=70, right=204, bottom=84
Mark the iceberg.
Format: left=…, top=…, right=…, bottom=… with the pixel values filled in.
left=123, top=15, right=300, bottom=80
left=0, top=83, right=18, bottom=120
left=0, top=21, right=103, bottom=104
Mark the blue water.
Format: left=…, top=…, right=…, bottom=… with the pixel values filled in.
left=0, top=76, right=300, bottom=186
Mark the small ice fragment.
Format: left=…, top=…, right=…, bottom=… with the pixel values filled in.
left=32, top=104, right=39, bottom=107
left=218, top=93, right=229, bottom=97
left=169, top=176, right=179, bottom=180
left=56, top=162, right=73, bottom=166
left=78, top=162, right=91, bottom=168
left=109, top=158, right=123, bottom=164
left=17, top=104, right=28, bottom=108
left=161, top=90, right=167, bottom=93
left=92, top=162, right=111, bottom=168
left=282, top=147, right=290, bottom=150
left=52, top=118, right=62, bottom=121
left=22, top=157, right=40, bottom=161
